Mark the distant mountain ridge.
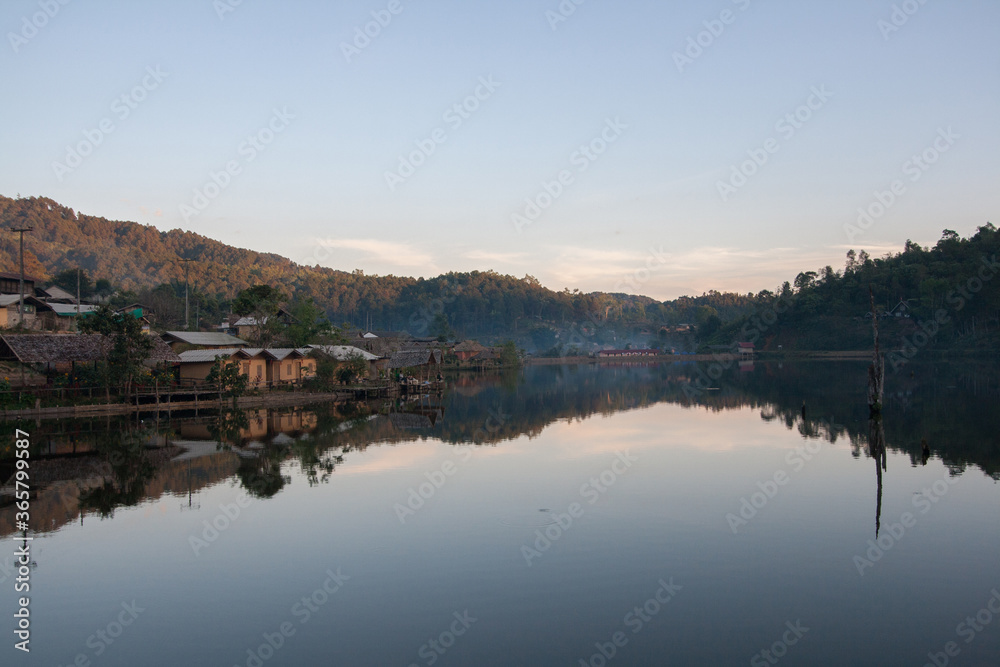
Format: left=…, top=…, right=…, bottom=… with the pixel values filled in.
left=3, top=195, right=749, bottom=341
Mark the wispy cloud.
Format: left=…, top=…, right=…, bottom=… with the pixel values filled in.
left=316, top=238, right=438, bottom=271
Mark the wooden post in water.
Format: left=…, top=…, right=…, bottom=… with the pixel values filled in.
left=867, top=287, right=884, bottom=416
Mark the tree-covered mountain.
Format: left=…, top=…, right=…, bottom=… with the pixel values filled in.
left=706, top=225, right=1000, bottom=353
left=0, top=195, right=754, bottom=345
left=4, top=195, right=995, bottom=352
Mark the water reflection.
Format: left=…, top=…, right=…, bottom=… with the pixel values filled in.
left=2, top=360, right=997, bottom=538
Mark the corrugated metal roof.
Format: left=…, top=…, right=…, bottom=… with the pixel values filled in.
left=163, top=331, right=247, bottom=346
left=47, top=303, right=99, bottom=315
left=177, top=348, right=243, bottom=363
left=308, top=345, right=378, bottom=361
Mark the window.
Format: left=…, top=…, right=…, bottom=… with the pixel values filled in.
left=286, top=363, right=292, bottom=376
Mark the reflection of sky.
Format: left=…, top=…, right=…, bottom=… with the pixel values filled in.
left=4, top=402, right=999, bottom=666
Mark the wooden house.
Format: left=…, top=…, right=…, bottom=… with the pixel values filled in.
left=0, top=333, right=179, bottom=374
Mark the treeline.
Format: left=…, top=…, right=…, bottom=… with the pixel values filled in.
left=705, top=225, right=1000, bottom=351
left=0, top=195, right=760, bottom=340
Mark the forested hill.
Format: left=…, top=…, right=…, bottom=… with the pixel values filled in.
left=0, top=195, right=755, bottom=342
left=707, top=226, right=1000, bottom=353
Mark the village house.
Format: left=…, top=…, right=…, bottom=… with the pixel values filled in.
left=597, top=349, right=659, bottom=358
left=177, top=347, right=315, bottom=388
left=0, top=271, right=38, bottom=296
left=0, top=333, right=180, bottom=375
left=735, top=342, right=755, bottom=358
left=162, top=331, right=248, bottom=353
left=453, top=340, right=487, bottom=361
left=387, top=349, right=443, bottom=381
left=308, top=344, right=380, bottom=379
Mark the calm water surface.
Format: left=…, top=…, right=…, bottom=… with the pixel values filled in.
left=2, top=361, right=999, bottom=666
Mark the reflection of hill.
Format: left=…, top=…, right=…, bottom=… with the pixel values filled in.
left=2, top=361, right=996, bottom=525
left=286, top=363, right=999, bottom=478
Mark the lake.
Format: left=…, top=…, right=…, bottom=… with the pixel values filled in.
left=2, top=360, right=999, bottom=666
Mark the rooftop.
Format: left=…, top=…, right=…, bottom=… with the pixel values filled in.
left=163, top=331, right=248, bottom=347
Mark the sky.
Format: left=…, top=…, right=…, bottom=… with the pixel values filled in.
left=2, top=0, right=998, bottom=300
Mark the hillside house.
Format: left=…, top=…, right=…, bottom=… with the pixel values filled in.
left=162, top=331, right=248, bottom=353
left=0, top=272, right=38, bottom=296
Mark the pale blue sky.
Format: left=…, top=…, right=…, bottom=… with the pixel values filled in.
left=2, top=0, right=997, bottom=299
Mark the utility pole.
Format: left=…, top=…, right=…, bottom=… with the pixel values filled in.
left=10, top=227, right=32, bottom=328
left=179, top=258, right=195, bottom=330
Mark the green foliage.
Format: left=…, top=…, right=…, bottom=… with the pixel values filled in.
left=336, top=353, right=368, bottom=384
left=283, top=297, right=332, bottom=347
left=52, top=268, right=92, bottom=296
left=232, top=284, right=286, bottom=347
left=206, top=356, right=249, bottom=404
left=78, top=304, right=155, bottom=395
left=499, top=340, right=520, bottom=366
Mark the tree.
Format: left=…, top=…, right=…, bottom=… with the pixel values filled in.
left=499, top=340, right=520, bottom=367
left=206, top=355, right=248, bottom=407
left=79, top=305, right=154, bottom=398
left=283, top=297, right=332, bottom=347
left=232, top=285, right=286, bottom=347
left=336, top=353, right=368, bottom=384
left=53, top=268, right=92, bottom=296
left=794, top=271, right=818, bottom=292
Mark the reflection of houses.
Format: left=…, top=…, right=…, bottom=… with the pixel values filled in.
left=597, top=349, right=658, bottom=358
left=0, top=333, right=180, bottom=373
left=162, top=331, right=248, bottom=353
left=178, top=408, right=318, bottom=444
left=177, top=347, right=315, bottom=387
